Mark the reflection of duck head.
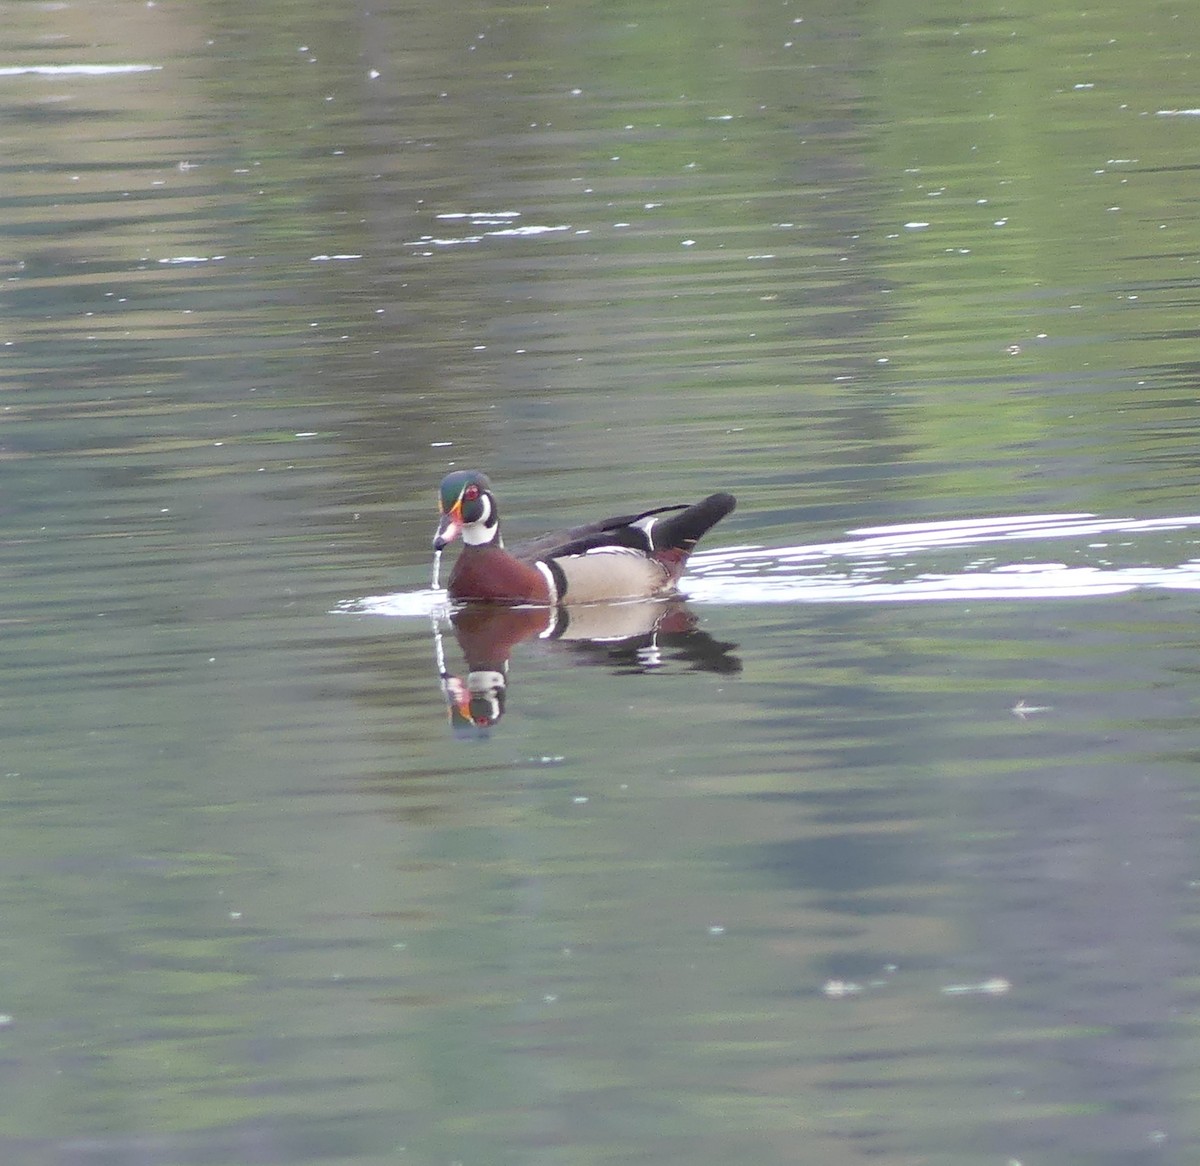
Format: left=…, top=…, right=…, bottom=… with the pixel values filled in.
left=439, top=605, right=551, bottom=736
left=436, top=600, right=740, bottom=734
left=442, top=670, right=507, bottom=736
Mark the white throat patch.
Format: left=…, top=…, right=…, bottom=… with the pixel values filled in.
left=461, top=494, right=499, bottom=545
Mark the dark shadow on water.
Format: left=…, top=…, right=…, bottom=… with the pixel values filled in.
left=753, top=831, right=928, bottom=892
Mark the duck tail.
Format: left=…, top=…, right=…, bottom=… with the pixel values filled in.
left=651, top=492, right=736, bottom=553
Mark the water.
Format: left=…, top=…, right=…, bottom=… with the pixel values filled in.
left=2, top=0, right=1200, bottom=1163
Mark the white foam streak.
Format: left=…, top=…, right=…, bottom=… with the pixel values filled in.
left=334, top=589, right=449, bottom=618
left=684, top=512, right=1200, bottom=605
left=0, top=64, right=162, bottom=76
left=682, top=566, right=1189, bottom=605
left=729, top=513, right=1200, bottom=566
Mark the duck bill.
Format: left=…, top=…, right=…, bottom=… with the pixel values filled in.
left=433, top=506, right=462, bottom=550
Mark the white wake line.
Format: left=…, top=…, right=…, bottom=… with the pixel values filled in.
left=0, top=65, right=162, bottom=77
left=684, top=512, right=1200, bottom=604
left=689, top=513, right=1200, bottom=570
left=682, top=562, right=1200, bottom=605
left=336, top=589, right=449, bottom=618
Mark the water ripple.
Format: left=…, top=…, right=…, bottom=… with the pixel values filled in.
left=336, top=589, right=449, bottom=618
left=685, top=512, right=1200, bottom=603
left=339, top=513, right=1200, bottom=615
left=0, top=64, right=162, bottom=77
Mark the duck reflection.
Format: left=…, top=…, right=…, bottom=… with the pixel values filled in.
left=436, top=599, right=740, bottom=736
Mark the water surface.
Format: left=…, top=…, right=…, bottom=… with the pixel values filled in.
left=2, top=1, right=1200, bottom=1164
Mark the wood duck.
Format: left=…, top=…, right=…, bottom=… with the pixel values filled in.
left=433, top=470, right=736, bottom=605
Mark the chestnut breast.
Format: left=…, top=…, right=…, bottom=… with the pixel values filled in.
left=447, top=545, right=553, bottom=604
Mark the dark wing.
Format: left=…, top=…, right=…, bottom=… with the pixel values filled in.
left=513, top=493, right=736, bottom=561
left=512, top=504, right=688, bottom=561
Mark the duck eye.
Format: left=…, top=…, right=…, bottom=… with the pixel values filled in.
left=463, top=484, right=480, bottom=502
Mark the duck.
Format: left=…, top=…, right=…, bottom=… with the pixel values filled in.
left=433, top=469, right=736, bottom=605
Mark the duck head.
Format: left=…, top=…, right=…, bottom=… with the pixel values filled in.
left=433, top=469, right=500, bottom=550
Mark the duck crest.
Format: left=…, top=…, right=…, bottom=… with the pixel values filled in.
left=433, top=470, right=735, bottom=606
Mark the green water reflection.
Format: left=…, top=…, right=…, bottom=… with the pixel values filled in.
left=0, top=0, right=1199, bottom=1163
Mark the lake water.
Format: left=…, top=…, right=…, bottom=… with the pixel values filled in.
left=3, top=1, right=1200, bottom=1163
